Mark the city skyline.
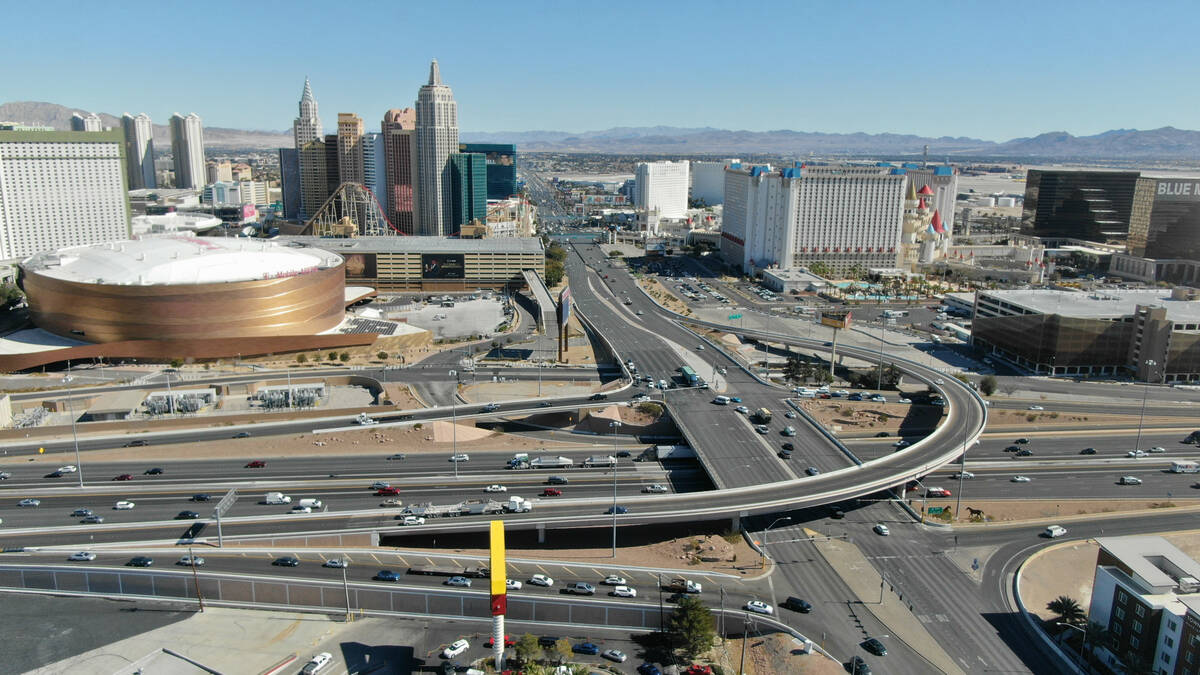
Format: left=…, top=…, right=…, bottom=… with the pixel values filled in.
left=4, top=1, right=1200, bottom=141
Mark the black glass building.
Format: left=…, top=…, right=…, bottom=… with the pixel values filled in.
left=459, top=143, right=516, bottom=200
left=1131, top=178, right=1200, bottom=263
left=1022, top=170, right=1144, bottom=242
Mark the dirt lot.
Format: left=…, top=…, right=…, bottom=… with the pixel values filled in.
left=638, top=278, right=693, bottom=316
left=712, top=634, right=844, bottom=675
left=1022, top=531, right=1200, bottom=624
left=797, top=399, right=945, bottom=434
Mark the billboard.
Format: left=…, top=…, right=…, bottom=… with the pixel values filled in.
left=559, top=287, right=572, bottom=328
left=819, top=310, right=852, bottom=330
left=1154, top=179, right=1200, bottom=203
left=421, top=254, right=464, bottom=279
left=343, top=253, right=377, bottom=279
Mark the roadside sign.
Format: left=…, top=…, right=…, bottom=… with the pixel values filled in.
left=215, top=488, right=238, bottom=517
left=728, top=314, right=742, bottom=320
left=928, top=506, right=945, bottom=515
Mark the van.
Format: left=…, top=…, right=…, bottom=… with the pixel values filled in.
left=298, top=498, right=323, bottom=509
left=795, top=391, right=815, bottom=399
left=713, top=395, right=731, bottom=405
left=1044, top=525, right=1067, bottom=538
left=547, top=475, right=569, bottom=485
left=264, top=492, right=292, bottom=505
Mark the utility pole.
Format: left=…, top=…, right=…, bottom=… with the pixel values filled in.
left=738, top=613, right=749, bottom=675
left=64, top=360, right=83, bottom=488
left=610, top=421, right=621, bottom=558
left=342, top=564, right=351, bottom=621
left=189, top=546, right=204, bottom=612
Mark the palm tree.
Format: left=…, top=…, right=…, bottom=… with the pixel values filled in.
left=1047, top=595, right=1085, bottom=625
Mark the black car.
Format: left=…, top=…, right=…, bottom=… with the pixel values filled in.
left=175, top=511, right=200, bottom=519
left=374, top=570, right=401, bottom=582
left=233, top=431, right=252, bottom=439
left=127, top=556, right=154, bottom=567
left=606, top=505, right=628, bottom=514
left=861, top=637, right=888, bottom=656
left=144, top=467, right=164, bottom=475
left=1016, top=449, right=1034, bottom=457
left=1080, top=447, right=1097, bottom=455
left=781, top=596, right=812, bottom=613
left=538, top=636, right=559, bottom=648
left=1004, top=445, right=1021, bottom=452
left=272, top=556, right=300, bottom=567
left=872, top=430, right=887, bottom=436
left=124, top=439, right=149, bottom=447
left=190, top=494, right=212, bottom=502
left=589, top=393, right=608, bottom=401
left=1015, top=438, right=1030, bottom=444
left=781, top=442, right=795, bottom=451
left=848, top=655, right=873, bottom=675
left=831, top=508, right=846, bottom=519
left=778, top=450, right=792, bottom=460
left=615, top=450, right=632, bottom=458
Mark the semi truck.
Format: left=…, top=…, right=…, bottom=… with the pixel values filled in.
left=529, top=456, right=573, bottom=469
left=582, top=455, right=616, bottom=467
left=407, top=564, right=490, bottom=578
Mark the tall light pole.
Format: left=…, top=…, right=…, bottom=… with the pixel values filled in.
left=876, top=319, right=886, bottom=391
left=954, top=439, right=980, bottom=522
left=64, top=361, right=83, bottom=488
left=761, top=517, right=792, bottom=569
left=610, top=420, right=621, bottom=558
left=1134, top=359, right=1156, bottom=455
left=1056, top=622, right=1086, bottom=667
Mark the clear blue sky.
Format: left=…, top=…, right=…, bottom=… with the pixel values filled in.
left=5, top=0, right=1198, bottom=141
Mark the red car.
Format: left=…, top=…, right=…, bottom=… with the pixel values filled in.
left=926, top=488, right=952, bottom=498
left=112, top=473, right=133, bottom=481
left=244, top=460, right=266, bottom=468
left=485, top=635, right=516, bottom=648
left=541, top=488, right=562, bottom=497
left=375, top=487, right=401, bottom=496
left=684, top=666, right=713, bottom=675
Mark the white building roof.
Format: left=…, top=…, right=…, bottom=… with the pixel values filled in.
left=980, top=288, right=1200, bottom=323
left=1096, top=536, right=1200, bottom=593
left=22, top=236, right=343, bottom=286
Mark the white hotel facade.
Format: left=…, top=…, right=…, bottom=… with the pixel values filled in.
left=635, top=160, right=690, bottom=220
left=721, top=164, right=906, bottom=275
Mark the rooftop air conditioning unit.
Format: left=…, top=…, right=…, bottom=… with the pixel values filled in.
left=1179, top=577, right=1199, bottom=594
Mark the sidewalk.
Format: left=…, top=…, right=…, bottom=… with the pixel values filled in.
left=804, top=528, right=964, bottom=675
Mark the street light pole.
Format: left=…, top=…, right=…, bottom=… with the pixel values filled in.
left=610, top=420, right=621, bottom=558
left=65, top=360, right=83, bottom=488
left=954, top=440, right=979, bottom=522
left=1056, top=622, right=1086, bottom=667
left=1134, top=359, right=1156, bottom=455
left=877, top=319, right=886, bottom=391
left=761, top=517, right=792, bottom=569
left=342, top=564, right=352, bottom=621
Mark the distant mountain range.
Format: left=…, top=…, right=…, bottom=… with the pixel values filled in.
left=5, top=101, right=1200, bottom=159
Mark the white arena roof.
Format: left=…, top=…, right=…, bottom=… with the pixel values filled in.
left=22, top=236, right=343, bottom=286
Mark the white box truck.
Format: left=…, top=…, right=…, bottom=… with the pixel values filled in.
left=582, top=455, right=616, bottom=467
left=1171, top=460, right=1200, bottom=473
left=298, top=498, right=323, bottom=509
left=264, top=492, right=292, bottom=505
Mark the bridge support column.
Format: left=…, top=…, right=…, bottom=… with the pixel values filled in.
left=537, top=523, right=546, bottom=544
left=730, top=513, right=742, bottom=532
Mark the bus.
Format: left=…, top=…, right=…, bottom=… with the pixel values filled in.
left=882, top=310, right=908, bottom=319
left=679, top=365, right=698, bottom=386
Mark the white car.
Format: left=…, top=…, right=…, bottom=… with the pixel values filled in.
left=1127, top=450, right=1148, bottom=458
left=1028, top=405, right=1044, bottom=411
left=1149, top=446, right=1166, bottom=453
left=935, top=379, right=945, bottom=385
left=898, top=398, right=912, bottom=404
left=528, top=574, right=554, bottom=587
left=400, top=516, right=426, bottom=526
left=301, top=652, right=333, bottom=675
left=68, top=551, right=96, bottom=561
left=735, top=405, right=749, bottom=414
left=449, top=454, right=470, bottom=462
left=56, top=465, right=78, bottom=474
left=484, top=484, right=508, bottom=493
left=506, top=579, right=523, bottom=590
left=1011, top=475, right=1032, bottom=483
left=642, top=484, right=668, bottom=494
left=745, top=600, right=774, bottom=615
left=697, top=345, right=705, bottom=350
left=177, top=555, right=205, bottom=566
left=611, top=585, right=638, bottom=598
left=603, top=575, right=627, bottom=585
left=952, top=471, right=975, bottom=479
left=893, top=440, right=910, bottom=447
left=442, top=639, right=470, bottom=659
left=113, top=501, right=135, bottom=510
left=873, top=523, right=890, bottom=536
left=323, top=558, right=349, bottom=568
left=1119, top=476, right=1143, bottom=485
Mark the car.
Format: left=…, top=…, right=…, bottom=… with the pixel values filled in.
left=573, top=642, right=600, bottom=655
left=1005, top=445, right=1021, bottom=452
left=538, top=636, right=560, bottom=648
left=68, top=551, right=97, bottom=562
left=375, top=487, right=401, bottom=496
left=848, top=655, right=873, bottom=675
left=485, top=635, right=516, bottom=648
left=806, top=466, right=821, bottom=476
left=445, top=576, right=472, bottom=587
left=528, top=574, right=554, bottom=587
left=566, top=581, right=596, bottom=595
left=952, top=471, right=975, bottom=479
left=873, top=523, right=890, bottom=536
left=603, top=649, right=628, bottom=663
left=926, top=488, right=952, bottom=498
left=870, top=395, right=887, bottom=403
left=1028, top=405, right=1044, bottom=411
left=1016, top=449, right=1034, bottom=457
left=233, top=432, right=252, bottom=438
left=781, top=442, right=795, bottom=451
left=755, top=425, right=769, bottom=434
left=483, top=403, right=501, bottom=411
left=1016, top=438, right=1030, bottom=444
left=642, top=484, right=668, bottom=494
left=82, top=514, right=105, bottom=524
left=124, top=439, right=149, bottom=447
left=893, top=440, right=910, bottom=448
left=387, top=453, right=407, bottom=460
left=1150, top=446, right=1167, bottom=453
left=781, top=596, right=813, bottom=613
left=848, top=394, right=864, bottom=401
left=1011, top=475, right=1032, bottom=483
left=603, top=574, right=628, bottom=585
left=538, top=401, right=553, bottom=407
left=442, top=639, right=470, bottom=659
left=606, top=505, right=628, bottom=514
left=683, top=666, right=713, bottom=675
left=323, top=558, right=349, bottom=568
left=71, top=508, right=93, bottom=517
left=178, top=555, right=205, bottom=566
left=175, top=510, right=200, bottom=519
left=547, top=475, right=569, bottom=485
left=127, top=556, right=154, bottom=567
left=301, top=652, right=333, bottom=675
left=734, top=405, right=749, bottom=414
left=244, top=460, right=266, bottom=468
left=831, top=508, right=846, bottom=519
left=637, top=664, right=663, bottom=675
left=1119, top=476, right=1143, bottom=485
left=898, top=398, right=912, bottom=404
left=114, top=501, right=135, bottom=510
left=112, top=473, right=134, bottom=481
left=745, top=600, right=774, bottom=615
left=935, top=378, right=945, bottom=385
left=1127, top=450, right=1148, bottom=458
left=611, top=585, right=638, bottom=598
left=190, top=494, right=213, bottom=503
left=272, top=556, right=300, bottom=567
left=861, top=637, right=888, bottom=656
left=291, top=505, right=313, bottom=514
left=696, top=345, right=705, bottom=350
left=449, top=454, right=470, bottom=462
left=484, top=484, right=508, bottom=493
left=778, top=449, right=793, bottom=459
left=0, top=471, right=9, bottom=479
left=506, top=579, right=523, bottom=590
left=370, top=481, right=391, bottom=490
left=615, top=450, right=632, bottom=457
left=730, top=397, right=742, bottom=403
left=784, top=411, right=797, bottom=418
left=541, top=488, right=562, bottom=497
left=56, top=465, right=78, bottom=473
left=374, top=570, right=402, bottom=582
left=1080, top=447, right=1097, bottom=455
left=589, top=393, right=609, bottom=400
left=144, top=467, right=164, bottom=475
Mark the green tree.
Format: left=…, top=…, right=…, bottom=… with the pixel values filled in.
left=608, top=249, right=623, bottom=257
left=169, top=358, right=184, bottom=368
left=1046, top=595, right=1085, bottom=625
left=636, top=402, right=664, bottom=417
left=339, top=352, right=351, bottom=362
left=514, top=633, right=540, bottom=665
left=545, top=259, right=565, bottom=286
left=668, top=595, right=717, bottom=660
left=807, top=262, right=832, bottom=278
left=376, top=351, right=389, bottom=360
left=782, top=356, right=805, bottom=384
left=296, top=353, right=307, bottom=364
left=551, top=637, right=572, bottom=664
left=979, top=374, right=997, bottom=396
left=327, top=352, right=338, bottom=361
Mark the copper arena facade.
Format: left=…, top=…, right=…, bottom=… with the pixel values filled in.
left=20, top=238, right=347, bottom=343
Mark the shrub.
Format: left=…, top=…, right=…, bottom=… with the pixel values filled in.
left=377, top=351, right=388, bottom=360
left=339, top=352, right=350, bottom=362
left=296, top=353, right=308, bottom=364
